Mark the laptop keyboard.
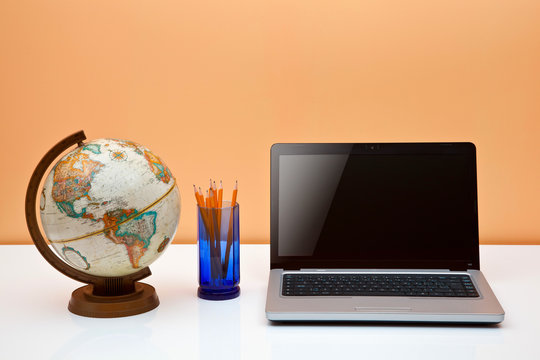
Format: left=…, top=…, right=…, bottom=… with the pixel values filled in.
left=282, top=273, right=479, bottom=297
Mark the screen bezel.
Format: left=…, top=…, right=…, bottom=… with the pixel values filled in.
left=270, top=142, right=480, bottom=270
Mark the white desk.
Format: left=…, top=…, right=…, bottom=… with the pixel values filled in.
left=0, top=244, right=539, bottom=360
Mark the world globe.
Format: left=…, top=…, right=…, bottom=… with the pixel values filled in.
left=39, top=138, right=180, bottom=277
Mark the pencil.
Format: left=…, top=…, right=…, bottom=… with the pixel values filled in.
left=198, top=187, right=204, bottom=206
left=194, top=184, right=203, bottom=207
left=231, top=180, right=238, bottom=206
left=206, top=188, right=221, bottom=276
left=211, top=185, right=218, bottom=209
left=196, top=186, right=216, bottom=275
left=223, top=180, right=238, bottom=274
left=218, top=180, right=223, bottom=208
left=194, top=185, right=211, bottom=230
left=209, top=188, right=215, bottom=208
left=217, top=180, right=223, bottom=233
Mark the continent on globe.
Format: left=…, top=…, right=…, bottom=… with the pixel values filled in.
left=102, top=209, right=157, bottom=268
left=82, top=144, right=101, bottom=154
left=144, top=150, right=172, bottom=184
left=62, top=246, right=90, bottom=270
left=52, top=150, right=103, bottom=219
left=157, top=236, right=170, bottom=253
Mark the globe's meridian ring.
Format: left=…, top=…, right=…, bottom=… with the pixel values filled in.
left=48, top=178, right=177, bottom=244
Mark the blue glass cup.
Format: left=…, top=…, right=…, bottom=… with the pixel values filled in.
left=197, top=201, right=240, bottom=300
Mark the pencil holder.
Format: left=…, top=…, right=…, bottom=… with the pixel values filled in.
left=197, top=201, right=240, bottom=300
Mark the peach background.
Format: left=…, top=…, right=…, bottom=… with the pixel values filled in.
left=1, top=0, right=539, bottom=245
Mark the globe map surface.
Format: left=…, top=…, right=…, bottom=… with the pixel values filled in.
left=40, top=138, right=180, bottom=277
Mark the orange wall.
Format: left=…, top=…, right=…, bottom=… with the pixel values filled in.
left=1, top=0, right=539, bottom=245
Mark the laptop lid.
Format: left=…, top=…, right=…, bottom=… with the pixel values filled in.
left=270, top=143, right=479, bottom=271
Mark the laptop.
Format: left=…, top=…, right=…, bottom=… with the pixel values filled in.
left=265, top=143, right=504, bottom=323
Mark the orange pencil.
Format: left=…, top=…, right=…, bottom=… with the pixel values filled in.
left=205, top=189, right=218, bottom=250
left=217, top=180, right=223, bottom=231
left=198, top=187, right=204, bottom=202
left=223, top=180, right=238, bottom=273
left=209, top=188, right=219, bottom=238
left=211, top=185, right=218, bottom=208
left=194, top=184, right=204, bottom=207
left=196, top=185, right=214, bottom=248
left=209, top=188, right=216, bottom=208
left=218, top=180, right=223, bottom=208
left=231, top=180, right=238, bottom=207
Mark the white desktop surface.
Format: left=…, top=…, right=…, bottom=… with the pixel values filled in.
left=0, top=244, right=539, bottom=360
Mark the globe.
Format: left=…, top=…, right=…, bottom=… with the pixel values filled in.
left=39, top=138, right=180, bottom=277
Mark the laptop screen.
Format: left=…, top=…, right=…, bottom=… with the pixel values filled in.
left=271, top=143, right=479, bottom=270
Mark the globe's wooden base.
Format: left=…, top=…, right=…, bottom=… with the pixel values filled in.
left=68, top=282, right=159, bottom=318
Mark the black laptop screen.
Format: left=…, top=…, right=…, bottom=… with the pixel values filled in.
left=272, top=143, right=479, bottom=270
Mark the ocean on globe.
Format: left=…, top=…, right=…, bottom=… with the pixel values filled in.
left=39, top=138, right=180, bottom=277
